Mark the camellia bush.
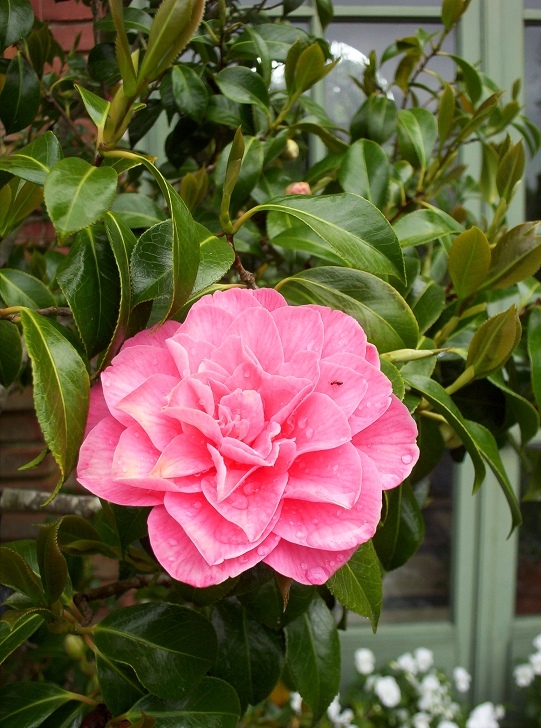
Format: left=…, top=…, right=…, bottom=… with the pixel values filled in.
left=1, top=0, right=541, bottom=724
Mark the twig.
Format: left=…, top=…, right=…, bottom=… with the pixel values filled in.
left=226, top=233, right=258, bottom=288
left=43, top=90, right=96, bottom=155
left=0, top=488, right=101, bottom=518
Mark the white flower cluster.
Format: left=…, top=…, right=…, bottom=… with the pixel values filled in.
left=465, top=702, right=505, bottom=728
left=513, top=632, right=541, bottom=688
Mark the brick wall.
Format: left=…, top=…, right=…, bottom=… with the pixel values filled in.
left=31, top=0, right=95, bottom=52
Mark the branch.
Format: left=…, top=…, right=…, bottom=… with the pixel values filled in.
left=0, top=488, right=101, bottom=518
left=226, top=234, right=258, bottom=289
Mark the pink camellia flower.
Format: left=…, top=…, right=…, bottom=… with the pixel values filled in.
left=78, top=288, right=419, bottom=587
left=285, top=181, right=311, bottom=195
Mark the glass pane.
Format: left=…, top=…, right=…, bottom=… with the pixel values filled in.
left=526, top=0, right=541, bottom=8
left=525, top=24, right=541, bottom=221
left=515, top=444, right=541, bottom=616
left=334, top=0, right=441, bottom=6
left=324, top=21, right=455, bottom=128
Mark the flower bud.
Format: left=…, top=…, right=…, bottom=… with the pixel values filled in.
left=285, top=181, right=311, bottom=195
left=281, top=139, right=300, bottom=161
left=64, top=634, right=87, bottom=661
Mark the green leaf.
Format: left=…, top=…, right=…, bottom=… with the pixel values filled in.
left=0, top=0, right=33, bottom=52
left=125, top=677, right=240, bottom=728
left=0, top=53, right=40, bottom=134
left=485, top=222, right=541, bottom=289
left=496, top=141, right=525, bottom=203
left=94, top=603, right=218, bottom=699
left=239, top=579, right=315, bottom=630
left=270, top=222, right=345, bottom=266
left=0, top=614, right=43, bottom=665
left=380, top=358, right=406, bottom=400
left=441, top=0, right=466, bottom=29
left=402, top=374, right=486, bottom=491
left=393, top=207, right=463, bottom=247
left=277, top=267, right=419, bottom=353
left=397, top=108, right=438, bottom=169
left=0, top=132, right=62, bottom=186
left=215, top=67, right=269, bottom=113
left=448, top=54, right=483, bottom=104
left=0, top=320, right=22, bottom=386
left=19, top=309, right=90, bottom=489
left=448, top=226, right=491, bottom=300
left=36, top=520, right=68, bottom=605
left=438, top=82, right=455, bottom=144
left=57, top=225, right=120, bottom=358
left=0, top=178, right=43, bottom=238
left=285, top=595, right=340, bottom=723
left=406, top=277, right=445, bottom=334
left=211, top=599, right=285, bottom=710
left=293, top=43, right=338, bottom=94
left=96, top=653, right=146, bottom=716
left=0, top=268, right=56, bottom=309
left=409, top=416, right=445, bottom=485
left=528, top=307, right=541, bottom=412
left=350, top=95, right=397, bottom=145
left=170, top=64, right=208, bottom=121
left=192, top=232, right=235, bottom=294
left=0, top=546, right=44, bottom=602
left=466, top=305, right=521, bottom=379
left=465, top=421, right=522, bottom=533
left=57, top=515, right=114, bottom=557
left=338, top=139, right=390, bottom=211
left=372, top=481, right=425, bottom=571
left=75, top=85, right=110, bottom=131
left=217, top=134, right=264, bottom=217
left=489, top=371, right=539, bottom=447
left=0, top=682, right=75, bottom=728
left=109, top=0, right=137, bottom=94
left=327, top=541, right=382, bottom=631
left=44, top=158, right=118, bottom=239
left=252, top=194, right=405, bottom=281
left=94, top=6, right=152, bottom=33
left=111, top=193, right=167, bottom=229
left=315, top=0, right=333, bottom=29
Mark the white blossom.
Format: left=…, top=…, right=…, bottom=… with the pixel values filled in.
left=374, top=675, right=402, bottom=707
left=514, top=662, right=535, bottom=687
left=412, top=713, right=431, bottom=728
left=418, top=674, right=444, bottom=712
left=453, top=666, right=471, bottom=692
left=289, top=692, right=302, bottom=715
left=354, top=648, right=376, bottom=675
left=466, top=701, right=504, bottom=728
left=327, top=695, right=354, bottom=727
left=533, top=633, right=541, bottom=651
left=396, top=652, right=418, bottom=675
left=529, top=650, right=541, bottom=675
left=415, top=648, right=434, bottom=672
left=438, top=722, right=459, bottom=728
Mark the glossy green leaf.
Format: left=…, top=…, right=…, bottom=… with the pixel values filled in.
left=0, top=132, right=62, bottom=186
left=0, top=0, right=33, bottom=52
left=315, top=0, right=333, bottom=29
left=94, top=6, right=152, bottom=33
left=0, top=178, right=43, bottom=237
left=393, top=207, right=463, bottom=247
left=57, top=225, right=120, bottom=358
left=252, top=194, right=405, bottom=281
left=211, top=599, right=285, bottom=710
left=465, top=421, right=522, bottom=533
left=75, top=85, right=110, bottom=131
left=380, top=358, right=406, bottom=400
left=19, top=309, right=90, bottom=489
left=441, top=0, right=466, bottom=29
left=44, top=158, right=118, bottom=239
left=94, top=603, right=217, bottom=699
left=409, top=416, right=445, bottom=485
left=36, top=520, right=68, bottom=605
left=485, top=222, right=541, bottom=289
left=373, top=481, right=425, bottom=571
left=327, top=541, right=382, bottom=631
left=448, top=226, right=491, bottom=299
left=0, top=268, right=56, bottom=309
left=466, top=305, right=521, bottom=379
left=496, top=141, right=525, bottom=203
left=111, top=193, right=167, bottom=229
left=339, top=139, right=390, bottom=211
left=397, top=108, right=438, bottom=169
left=249, top=23, right=308, bottom=63
left=291, top=121, right=348, bottom=154
left=215, top=67, right=269, bottom=112
left=0, top=53, right=40, bottom=134
left=192, top=232, right=235, bottom=294
left=217, top=134, right=264, bottom=216
left=0, top=683, right=76, bottom=728
left=109, top=0, right=136, bottom=94
left=0, top=614, right=43, bottom=665
left=38, top=702, right=86, bottom=728
left=0, top=320, right=22, bottom=386
left=277, top=267, right=419, bottom=352
left=406, top=277, right=445, bottom=334
left=448, top=53, right=483, bottom=104
left=56, top=515, right=110, bottom=557
left=489, top=371, right=539, bottom=447
left=270, top=222, right=345, bottom=266
left=239, top=579, right=315, bottom=630
left=170, top=64, right=208, bottom=121
left=96, top=653, right=146, bottom=716
left=125, top=677, right=240, bottom=727
left=528, top=307, right=541, bottom=412
left=293, top=42, right=337, bottom=94
left=402, top=374, right=486, bottom=491
left=350, top=94, right=398, bottom=145
left=0, top=546, right=43, bottom=602
left=285, top=595, right=340, bottom=723
left=438, top=82, right=455, bottom=144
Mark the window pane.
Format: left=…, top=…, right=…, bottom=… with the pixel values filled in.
left=525, top=24, right=541, bottom=221
left=515, top=444, right=541, bottom=616
left=324, top=21, right=455, bottom=128
left=334, top=0, right=441, bottom=6
left=526, top=0, right=541, bottom=8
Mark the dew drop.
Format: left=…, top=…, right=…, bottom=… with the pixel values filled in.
left=121, top=465, right=127, bottom=473
left=168, top=556, right=175, bottom=562
left=244, top=370, right=251, bottom=378
left=332, top=464, right=338, bottom=473
left=401, top=453, right=413, bottom=464
left=289, top=520, right=295, bottom=526
left=295, top=530, right=306, bottom=540
left=300, top=562, right=307, bottom=569
left=191, top=348, right=197, bottom=355
left=305, top=427, right=314, bottom=439
left=184, top=510, right=194, bottom=518
left=239, top=554, right=250, bottom=564
left=168, top=538, right=178, bottom=546
left=329, top=560, right=335, bottom=567
left=134, top=432, right=140, bottom=438
left=256, top=546, right=267, bottom=556
left=298, top=417, right=308, bottom=429
left=336, top=554, right=345, bottom=562
left=336, top=509, right=342, bottom=517
left=199, top=398, right=206, bottom=406
left=103, top=378, right=111, bottom=387
left=192, top=502, right=202, bottom=509
left=306, top=566, right=328, bottom=584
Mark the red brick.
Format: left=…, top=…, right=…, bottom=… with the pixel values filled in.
left=49, top=21, right=95, bottom=52
left=31, top=0, right=93, bottom=22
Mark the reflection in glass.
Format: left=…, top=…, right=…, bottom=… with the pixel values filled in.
left=525, top=24, right=541, bottom=221
left=516, top=445, right=541, bottom=616
left=324, top=22, right=455, bottom=129
left=333, top=0, right=441, bottom=6
left=526, top=0, right=541, bottom=9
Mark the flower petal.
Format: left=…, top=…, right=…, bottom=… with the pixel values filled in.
left=121, top=320, right=180, bottom=349
left=310, top=305, right=368, bottom=359
left=252, top=287, right=287, bottom=311
left=148, top=505, right=281, bottom=587
left=315, top=361, right=368, bottom=418
left=285, top=442, right=362, bottom=508
left=77, top=417, right=162, bottom=505
left=152, top=433, right=214, bottom=478
left=166, top=334, right=214, bottom=377
left=278, top=350, right=320, bottom=383
left=224, top=306, right=284, bottom=373
left=272, top=306, right=324, bottom=361
left=286, top=392, right=351, bottom=455
left=353, top=395, right=419, bottom=488
left=181, top=303, right=235, bottom=346
left=260, top=373, right=314, bottom=425
left=85, top=383, right=109, bottom=437
left=263, top=540, right=356, bottom=585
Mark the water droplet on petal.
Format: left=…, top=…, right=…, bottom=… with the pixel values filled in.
left=168, top=538, right=177, bottom=546
left=337, top=554, right=345, bottom=562
left=298, top=417, right=308, bottom=429
left=199, top=398, right=205, bottom=406
left=134, top=432, right=139, bottom=438
left=239, top=554, right=250, bottom=564
left=300, top=562, right=307, bottom=569
left=332, top=465, right=338, bottom=473
left=295, top=530, right=306, bottom=540
left=244, top=370, right=251, bottom=378
left=336, top=509, right=342, bottom=517
left=256, top=546, right=267, bottom=556
left=306, top=566, right=328, bottom=584
left=192, top=502, right=202, bottom=509
left=401, top=453, right=413, bottom=464
left=191, top=348, right=197, bottom=355
left=289, top=520, right=295, bottom=526
left=121, top=465, right=127, bottom=473
left=305, top=427, right=314, bottom=439
left=103, top=378, right=111, bottom=387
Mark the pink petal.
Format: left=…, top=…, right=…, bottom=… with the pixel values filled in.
left=180, top=303, right=235, bottom=346
left=210, top=335, right=258, bottom=377
left=224, top=307, right=284, bottom=373
left=285, top=443, right=362, bottom=508
left=272, top=306, right=324, bottom=361
left=224, top=359, right=263, bottom=394
left=278, top=350, right=320, bottom=383
left=208, top=287, right=264, bottom=316
left=365, top=343, right=380, bottom=368
left=260, top=373, right=313, bottom=425
left=101, top=345, right=178, bottom=426
left=167, top=377, right=215, bottom=415
left=252, top=288, right=287, bottom=311
left=77, top=417, right=162, bottom=505
left=121, top=320, right=180, bottom=349
left=353, top=395, right=419, bottom=489
left=84, top=383, right=109, bottom=437
left=202, top=469, right=287, bottom=541
left=166, top=335, right=214, bottom=378
left=315, top=361, right=368, bottom=418
left=116, top=374, right=181, bottom=450
left=152, top=433, right=213, bottom=478
left=309, top=305, right=368, bottom=359
left=208, top=445, right=258, bottom=501
left=148, top=505, right=281, bottom=587
left=163, top=492, right=278, bottom=565
left=285, top=392, right=351, bottom=455
left=219, top=430, right=280, bottom=466
left=218, top=389, right=265, bottom=444
left=263, top=540, right=356, bottom=585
